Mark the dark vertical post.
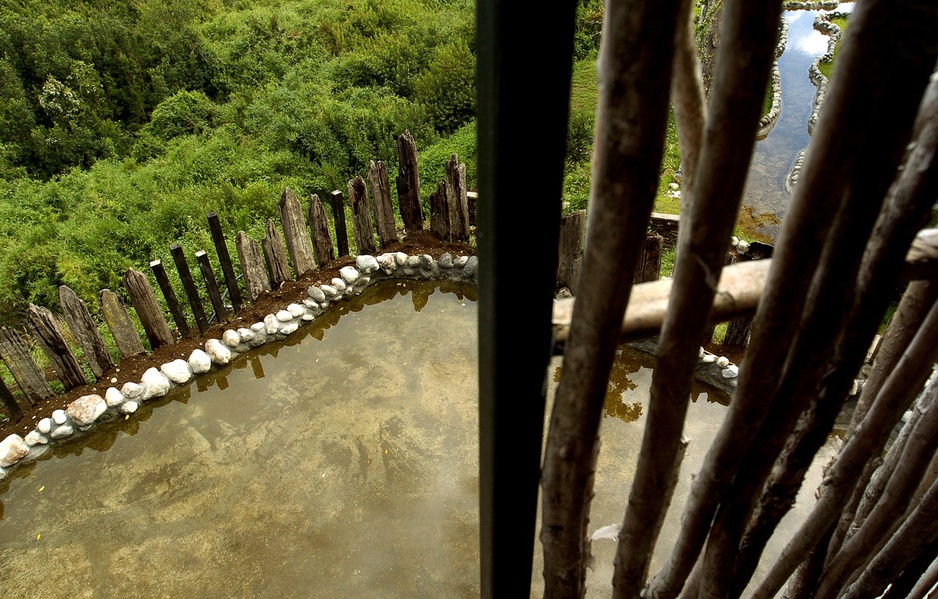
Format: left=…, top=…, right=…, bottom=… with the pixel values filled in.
left=0, top=375, right=22, bottom=421
left=348, top=176, right=377, bottom=255
left=195, top=250, right=227, bottom=323
left=236, top=231, right=271, bottom=302
left=330, top=190, right=350, bottom=258
left=429, top=180, right=450, bottom=241
left=207, top=212, right=244, bottom=314
left=309, top=193, right=336, bottom=266
left=262, top=219, right=292, bottom=288
left=150, top=259, right=191, bottom=339
left=279, top=188, right=317, bottom=276
left=368, top=160, right=397, bottom=248
left=170, top=244, right=209, bottom=335
left=476, top=0, right=578, bottom=596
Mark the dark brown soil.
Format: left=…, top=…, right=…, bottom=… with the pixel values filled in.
left=0, top=230, right=475, bottom=441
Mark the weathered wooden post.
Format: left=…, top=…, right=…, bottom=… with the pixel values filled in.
left=58, top=285, right=115, bottom=379
left=122, top=268, right=175, bottom=349
left=0, top=376, right=22, bottom=420
left=557, top=210, right=586, bottom=294
left=429, top=180, right=450, bottom=241
left=149, top=259, right=191, bottom=339
left=99, top=289, right=146, bottom=358
left=206, top=212, right=244, bottom=314
left=329, top=190, right=350, bottom=258
left=195, top=250, right=227, bottom=322
left=27, top=304, right=87, bottom=390
left=0, top=327, right=54, bottom=403
left=446, top=154, right=470, bottom=242
left=348, top=176, right=377, bottom=254
left=170, top=244, right=209, bottom=335
left=262, top=219, right=291, bottom=288
left=397, top=130, right=424, bottom=232
left=236, top=231, right=271, bottom=302
left=279, top=188, right=317, bottom=277
left=368, top=160, right=397, bottom=248
left=633, top=232, right=664, bottom=284
left=308, top=193, right=335, bottom=266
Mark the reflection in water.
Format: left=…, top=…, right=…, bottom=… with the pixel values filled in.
left=0, top=282, right=834, bottom=599
left=743, top=5, right=848, bottom=239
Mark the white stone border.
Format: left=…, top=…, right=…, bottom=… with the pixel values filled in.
left=0, top=252, right=478, bottom=479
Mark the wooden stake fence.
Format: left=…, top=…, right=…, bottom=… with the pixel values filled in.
left=280, top=188, right=317, bottom=277
left=59, top=285, right=114, bottom=379
left=170, top=244, right=209, bottom=335
left=262, top=219, right=291, bottom=289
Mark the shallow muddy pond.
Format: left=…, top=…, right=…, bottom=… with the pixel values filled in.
left=0, top=281, right=837, bottom=597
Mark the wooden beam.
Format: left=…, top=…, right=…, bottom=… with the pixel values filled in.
left=279, top=188, right=317, bottom=276
left=368, top=160, right=397, bottom=248
left=329, top=190, right=350, bottom=258
left=150, top=259, right=191, bottom=339
left=0, top=326, right=53, bottom=404
left=206, top=212, right=243, bottom=314
left=308, top=193, right=335, bottom=266
left=58, top=285, right=115, bottom=379
left=27, top=304, right=87, bottom=390
left=195, top=250, right=227, bottom=323
left=123, top=268, right=175, bottom=349
left=99, top=289, right=146, bottom=358
left=396, top=130, right=424, bottom=232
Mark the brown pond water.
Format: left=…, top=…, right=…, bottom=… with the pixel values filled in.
left=0, top=280, right=838, bottom=597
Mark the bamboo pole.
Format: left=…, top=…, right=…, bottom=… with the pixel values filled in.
left=539, top=0, right=682, bottom=595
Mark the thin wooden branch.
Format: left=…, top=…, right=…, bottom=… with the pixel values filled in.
left=751, top=291, right=938, bottom=599
left=814, top=371, right=938, bottom=599
left=670, top=0, right=706, bottom=215
left=539, top=0, right=682, bottom=596
left=907, top=554, right=938, bottom=599
left=551, top=260, right=769, bottom=344
left=841, top=473, right=938, bottom=599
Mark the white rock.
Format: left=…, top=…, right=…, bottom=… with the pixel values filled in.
left=321, top=284, right=338, bottom=299
left=281, top=322, right=299, bottom=335
left=264, top=314, right=279, bottom=335
left=120, top=401, right=139, bottom=415
left=288, top=303, right=306, bottom=318
left=737, top=240, right=750, bottom=254
left=0, top=434, right=29, bottom=467
left=251, top=322, right=266, bottom=332
left=303, top=298, right=319, bottom=309
left=222, top=329, right=242, bottom=348
left=140, top=368, right=171, bottom=401
left=52, top=409, right=68, bottom=425
left=464, top=256, right=479, bottom=276
left=276, top=309, right=293, bottom=322
left=454, top=255, right=469, bottom=268
left=356, top=254, right=379, bottom=273
left=731, top=236, right=739, bottom=247
left=340, top=266, right=360, bottom=285
left=238, top=328, right=255, bottom=343
left=377, top=253, right=396, bottom=271
left=105, top=387, right=125, bottom=408
left=38, top=418, right=52, bottom=434
left=189, top=349, right=212, bottom=374
left=331, top=278, right=347, bottom=292
left=395, top=252, right=408, bottom=266
left=701, top=354, right=717, bottom=364
left=121, top=381, right=144, bottom=400
left=204, top=339, right=232, bottom=366
left=50, top=425, right=74, bottom=440
left=439, top=253, right=454, bottom=268
left=68, top=394, right=107, bottom=426
left=406, top=255, right=421, bottom=267
left=716, top=356, right=730, bottom=368
left=161, top=359, right=193, bottom=384
left=668, top=182, right=680, bottom=192
left=142, top=368, right=171, bottom=400
left=308, top=286, right=326, bottom=303
left=302, top=313, right=315, bottom=321
left=24, top=431, right=48, bottom=446
left=721, top=365, right=740, bottom=379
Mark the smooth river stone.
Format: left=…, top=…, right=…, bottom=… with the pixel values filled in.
left=67, top=394, right=107, bottom=426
